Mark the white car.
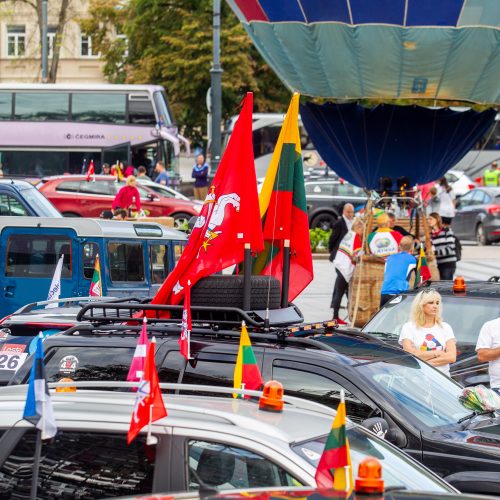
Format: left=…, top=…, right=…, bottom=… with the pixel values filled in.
left=445, top=169, right=476, bottom=196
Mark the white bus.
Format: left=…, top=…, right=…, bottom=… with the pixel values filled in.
left=0, top=83, right=189, bottom=178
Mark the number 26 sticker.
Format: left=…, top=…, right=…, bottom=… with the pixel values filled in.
left=0, top=353, right=28, bottom=371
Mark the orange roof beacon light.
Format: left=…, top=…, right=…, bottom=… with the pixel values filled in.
left=259, top=380, right=284, bottom=413
left=453, top=276, right=467, bottom=294
left=55, top=377, right=76, bottom=393
left=355, top=457, right=384, bottom=495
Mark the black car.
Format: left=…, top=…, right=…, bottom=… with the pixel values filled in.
left=304, top=179, right=367, bottom=230
left=0, top=179, right=61, bottom=217
left=452, top=187, right=500, bottom=245
left=10, top=301, right=500, bottom=495
left=361, top=280, right=500, bottom=388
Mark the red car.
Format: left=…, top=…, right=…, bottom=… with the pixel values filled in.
left=38, top=175, right=200, bottom=227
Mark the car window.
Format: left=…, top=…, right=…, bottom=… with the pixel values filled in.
left=80, top=180, right=113, bottom=195
left=272, top=361, right=376, bottom=423
left=445, top=172, right=458, bottom=183
left=337, top=183, right=363, bottom=197
left=364, top=295, right=500, bottom=344
left=150, top=243, right=170, bottom=284
left=6, top=235, right=71, bottom=278
left=108, top=242, right=145, bottom=282
left=294, top=427, right=449, bottom=493
left=0, top=429, right=155, bottom=497
left=55, top=180, right=81, bottom=193
left=188, top=440, right=300, bottom=491
left=0, top=193, right=28, bottom=216
left=457, top=190, right=474, bottom=207
left=472, top=190, right=487, bottom=204
left=21, top=186, right=62, bottom=217
left=305, top=182, right=334, bottom=196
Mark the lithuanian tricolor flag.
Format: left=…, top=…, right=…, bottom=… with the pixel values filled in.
left=414, top=245, right=432, bottom=287
left=233, top=322, right=263, bottom=398
left=254, top=93, right=313, bottom=303
left=315, top=392, right=353, bottom=491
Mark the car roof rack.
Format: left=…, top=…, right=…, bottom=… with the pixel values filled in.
left=76, top=301, right=304, bottom=329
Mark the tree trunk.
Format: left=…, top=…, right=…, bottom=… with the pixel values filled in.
left=48, top=0, right=70, bottom=82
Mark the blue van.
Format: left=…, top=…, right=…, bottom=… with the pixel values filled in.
left=0, top=217, right=187, bottom=317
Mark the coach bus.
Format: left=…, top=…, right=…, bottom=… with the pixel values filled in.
left=0, top=84, right=189, bottom=178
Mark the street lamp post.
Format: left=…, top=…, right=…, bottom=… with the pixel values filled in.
left=210, top=0, right=222, bottom=174
left=41, top=0, right=48, bottom=82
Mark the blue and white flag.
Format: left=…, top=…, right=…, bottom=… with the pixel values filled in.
left=46, top=254, right=64, bottom=308
left=23, top=334, right=57, bottom=440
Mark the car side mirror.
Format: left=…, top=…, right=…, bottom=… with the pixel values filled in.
left=148, top=193, right=159, bottom=201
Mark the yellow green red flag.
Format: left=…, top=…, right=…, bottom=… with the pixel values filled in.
left=233, top=322, right=263, bottom=398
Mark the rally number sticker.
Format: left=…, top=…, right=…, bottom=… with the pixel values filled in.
left=0, top=352, right=28, bottom=371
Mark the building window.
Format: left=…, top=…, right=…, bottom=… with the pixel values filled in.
left=116, top=33, right=129, bottom=58
left=47, top=26, right=57, bottom=58
left=7, top=25, right=25, bottom=57
left=80, top=35, right=97, bottom=57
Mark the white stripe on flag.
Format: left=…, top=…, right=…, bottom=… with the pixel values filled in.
left=134, top=344, right=147, bottom=357
left=34, top=379, right=57, bottom=439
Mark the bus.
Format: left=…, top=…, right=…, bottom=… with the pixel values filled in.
left=0, top=84, right=189, bottom=178
left=223, top=111, right=500, bottom=182
left=222, top=113, right=329, bottom=181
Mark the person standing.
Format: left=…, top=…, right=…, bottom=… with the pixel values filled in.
left=367, top=213, right=403, bottom=259
left=476, top=317, right=500, bottom=395
left=137, top=166, right=151, bottom=181
left=437, top=177, right=456, bottom=225
left=192, top=154, right=209, bottom=200
left=399, top=289, right=457, bottom=376
left=428, top=212, right=457, bottom=280
left=380, top=236, right=417, bottom=307
left=483, top=161, right=500, bottom=187
left=112, top=175, right=142, bottom=217
left=154, top=161, right=170, bottom=186
left=328, top=203, right=355, bottom=262
left=101, top=163, right=111, bottom=175
left=424, top=186, right=440, bottom=215
left=331, top=218, right=364, bottom=324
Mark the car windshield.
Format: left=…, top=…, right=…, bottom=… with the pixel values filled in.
left=363, top=294, right=500, bottom=344
left=22, top=186, right=61, bottom=217
left=357, top=357, right=470, bottom=428
left=293, top=426, right=451, bottom=492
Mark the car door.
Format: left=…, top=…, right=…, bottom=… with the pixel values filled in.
left=0, top=228, right=78, bottom=317
left=79, top=180, right=116, bottom=216
left=453, top=190, right=475, bottom=237
left=0, top=189, right=30, bottom=216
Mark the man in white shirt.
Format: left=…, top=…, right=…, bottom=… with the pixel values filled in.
left=476, top=317, right=500, bottom=395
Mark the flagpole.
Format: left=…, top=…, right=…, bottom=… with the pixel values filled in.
left=30, top=430, right=43, bottom=500
left=280, top=239, right=291, bottom=308
left=243, top=243, right=252, bottom=311
left=340, top=389, right=351, bottom=493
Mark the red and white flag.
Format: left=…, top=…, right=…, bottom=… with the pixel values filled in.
left=86, top=159, right=95, bottom=182
left=179, top=281, right=192, bottom=360
left=127, top=317, right=149, bottom=382
left=127, top=338, right=167, bottom=444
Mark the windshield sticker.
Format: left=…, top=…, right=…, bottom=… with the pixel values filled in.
left=389, top=295, right=402, bottom=304
left=1, top=343, right=26, bottom=353
left=0, top=352, right=28, bottom=371
left=301, top=447, right=321, bottom=461
left=59, top=355, right=79, bottom=375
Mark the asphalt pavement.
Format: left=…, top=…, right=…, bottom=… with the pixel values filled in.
left=294, top=242, right=500, bottom=324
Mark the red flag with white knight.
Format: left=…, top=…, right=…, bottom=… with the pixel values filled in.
left=86, top=159, right=95, bottom=182
left=150, top=93, right=263, bottom=310
left=179, top=281, right=192, bottom=359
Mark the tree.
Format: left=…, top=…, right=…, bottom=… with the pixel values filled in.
left=83, top=0, right=290, bottom=143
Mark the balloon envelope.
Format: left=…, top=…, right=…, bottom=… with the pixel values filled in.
left=227, top=0, right=500, bottom=104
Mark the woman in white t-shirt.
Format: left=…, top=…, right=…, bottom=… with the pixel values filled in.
left=398, top=289, right=457, bottom=376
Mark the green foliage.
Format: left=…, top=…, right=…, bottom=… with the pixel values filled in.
left=83, top=0, right=291, bottom=143
left=309, top=228, right=331, bottom=253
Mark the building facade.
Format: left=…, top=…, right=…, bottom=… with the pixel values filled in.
left=0, top=0, right=106, bottom=83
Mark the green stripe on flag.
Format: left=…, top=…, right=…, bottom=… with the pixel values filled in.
left=325, top=424, right=347, bottom=450
left=242, top=345, right=258, bottom=365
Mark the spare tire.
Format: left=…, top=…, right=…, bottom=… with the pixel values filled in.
left=190, top=275, right=281, bottom=310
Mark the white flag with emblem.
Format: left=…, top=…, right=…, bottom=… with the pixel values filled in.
left=46, top=255, right=64, bottom=308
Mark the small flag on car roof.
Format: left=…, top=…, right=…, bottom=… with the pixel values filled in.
left=179, top=280, right=192, bottom=360
left=86, top=159, right=95, bottom=182
left=127, top=317, right=149, bottom=383
left=89, top=254, right=102, bottom=297
left=23, top=333, right=58, bottom=440
left=45, top=254, right=64, bottom=309
left=414, top=245, right=432, bottom=287
left=233, top=321, right=263, bottom=398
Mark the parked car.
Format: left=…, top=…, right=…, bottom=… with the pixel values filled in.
left=361, top=279, right=500, bottom=388
left=10, top=301, right=500, bottom=495
left=0, top=179, right=61, bottom=217
left=37, top=175, right=201, bottom=227
left=452, top=187, right=500, bottom=245
left=0, top=382, right=456, bottom=498
left=137, top=177, right=202, bottom=204
left=304, top=179, right=367, bottom=230
left=445, top=169, right=476, bottom=197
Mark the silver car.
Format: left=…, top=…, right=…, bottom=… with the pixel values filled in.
left=0, top=383, right=455, bottom=498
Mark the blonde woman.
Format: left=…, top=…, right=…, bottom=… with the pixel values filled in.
left=399, top=289, right=456, bottom=376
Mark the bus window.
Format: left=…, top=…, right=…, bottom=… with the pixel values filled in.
left=150, top=244, right=169, bottom=284
left=174, top=243, right=185, bottom=265
left=153, top=91, right=172, bottom=126
left=128, top=98, right=156, bottom=125
left=15, top=93, right=69, bottom=121
left=72, top=93, right=126, bottom=124
left=0, top=93, right=12, bottom=120
left=108, top=242, right=145, bottom=282
left=83, top=243, right=99, bottom=280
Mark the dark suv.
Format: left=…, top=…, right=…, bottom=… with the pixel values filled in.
left=10, top=302, right=500, bottom=495
left=305, top=179, right=366, bottom=230
left=361, top=280, right=500, bottom=388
